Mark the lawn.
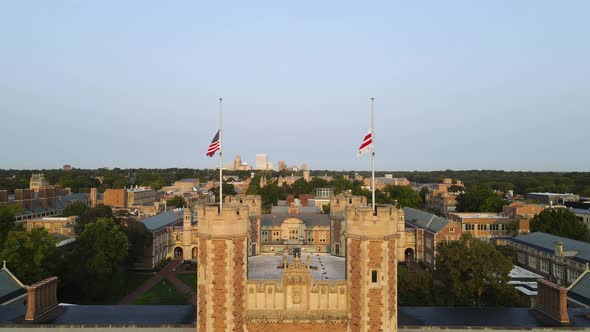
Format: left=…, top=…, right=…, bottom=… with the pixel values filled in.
left=176, top=273, right=197, bottom=292
left=133, top=279, right=189, bottom=305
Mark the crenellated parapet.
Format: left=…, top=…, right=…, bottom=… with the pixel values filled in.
left=345, top=205, right=403, bottom=240
left=196, top=204, right=249, bottom=238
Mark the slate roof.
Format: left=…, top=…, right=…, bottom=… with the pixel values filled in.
left=398, top=306, right=590, bottom=327
left=0, top=265, right=26, bottom=305
left=569, top=273, right=590, bottom=306
left=140, top=209, right=184, bottom=232
left=0, top=304, right=195, bottom=325
left=508, top=232, right=590, bottom=264
left=261, top=214, right=330, bottom=227
left=403, top=207, right=450, bottom=233
left=15, top=193, right=89, bottom=216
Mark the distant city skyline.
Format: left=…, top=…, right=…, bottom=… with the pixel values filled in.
left=1, top=1, right=589, bottom=171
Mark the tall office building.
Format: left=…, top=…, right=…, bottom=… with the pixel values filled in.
left=233, top=155, right=242, bottom=171
left=255, top=154, right=268, bottom=170
left=277, top=160, right=287, bottom=171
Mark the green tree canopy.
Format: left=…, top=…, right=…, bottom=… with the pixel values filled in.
left=67, top=218, right=129, bottom=301
left=75, top=205, right=113, bottom=235
left=456, top=185, right=507, bottom=213
left=383, top=185, right=421, bottom=208
left=121, top=220, right=152, bottom=266
left=530, top=208, right=588, bottom=241
left=166, top=196, right=185, bottom=208
left=435, top=234, right=516, bottom=306
left=0, top=205, right=20, bottom=247
left=0, top=227, right=58, bottom=284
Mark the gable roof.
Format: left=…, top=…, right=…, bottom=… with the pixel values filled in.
left=403, top=207, right=450, bottom=233
left=140, top=209, right=184, bottom=232
left=509, top=232, right=590, bottom=264
left=0, top=263, right=27, bottom=305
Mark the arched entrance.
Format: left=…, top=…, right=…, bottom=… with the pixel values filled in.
left=192, top=247, right=198, bottom=260
left=174, top=247, right=183, bottom=259
left=404, top=248, right=415, bottom=261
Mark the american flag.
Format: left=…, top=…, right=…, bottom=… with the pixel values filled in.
left=206, top=130, right=220, bottom=157
left=357, top=130, right=373, bottom=157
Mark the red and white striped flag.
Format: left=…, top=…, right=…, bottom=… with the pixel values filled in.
left=357, top=129, right=373, bottom=157
left=206, top=130, right=220, bottom=157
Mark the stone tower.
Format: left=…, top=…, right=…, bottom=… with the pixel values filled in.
left=330, top=195, right=368, bottom=257
left=345, top=204, right=403, bottom=332
left=196, top=204, right=249, bottom=332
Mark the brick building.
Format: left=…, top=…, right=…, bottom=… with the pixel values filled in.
left=424, top=178, right=464, bottom=216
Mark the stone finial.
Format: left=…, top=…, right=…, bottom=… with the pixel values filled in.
left=2, top=260, right=5, bottom=269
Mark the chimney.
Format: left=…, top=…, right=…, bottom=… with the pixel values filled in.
left=554, top=241, right=564, bottom=257
left=25, top=277, right=59, bottom=321
left=535, top=279, right=570, bottom=325
left=0, top=190, right=7, bottom=203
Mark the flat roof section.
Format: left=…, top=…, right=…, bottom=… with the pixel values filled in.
left=247, top=253, right=346, bottom=281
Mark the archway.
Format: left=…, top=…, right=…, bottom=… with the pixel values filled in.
left=174, top=247, right=183, bottom=259
left=192, top=247, right=198, bottom=260
left=404, top=248, right=415, bottom=261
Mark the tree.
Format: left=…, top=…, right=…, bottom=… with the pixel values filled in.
left=62, top=201, right=88, bottom=217
left=434, top=234, right=516, bottom=306
left=166, top=196, right=185, bottom=208
left=210, top=183, right=237, bottom=201
left=448, top=185, right=464, bottom=193
left=69, top=218, right=129, bottom=300
left=530, top=208, right=588, bottom=241
left=0, top=205, right=20, bottom=247
left=456, top=185, right=507, bottom=213
left=419, top=186, right=429, bottom=202
left=75, top=205, right=113, bottom=235
left=383, top=185, right=421, bottom=208
left=398, top=266, right=435, bottom=306
left=121, top=220, right=152, bottom=266
left=0, top=227, right=58, bottom=284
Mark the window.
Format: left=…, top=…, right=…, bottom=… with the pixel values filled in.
left=553, top=264, right=564, bottom=280
left=477, top=224, right=487, bottom=231
left=489, top=224, right=499, bottom=231
left=517, top=252, right=525, bottom=264
left=371, top=270, right=378, bottom=283
left=568, top=269, right=581, bottom=284
left=501, top=224, right=507, bottom=230
left=289, top=229, right=299, bottom=240
left=426, top=238, right=433, bottom=249
left=465, top=224, right=474, bottom=231
left=449, top=227, right=455, bottom=233
left=528, top=256, right=537, bottom=269
left=319, top=232, right=327, bottom=243
left=262, top=231, right=268, bottom=242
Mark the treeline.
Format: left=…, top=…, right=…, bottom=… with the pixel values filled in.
left=2, top=168, right=590, bottom=197
left=0, top=204, right=152, bottom=304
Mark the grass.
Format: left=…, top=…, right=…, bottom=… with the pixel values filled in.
left=176, top=273, right=197, bottom=292
left=133, top=279, right=189, bottom=305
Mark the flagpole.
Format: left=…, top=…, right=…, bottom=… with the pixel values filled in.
left=371, top=97, right=375, bottom=213
left=219, top=97, right=223, bottom=215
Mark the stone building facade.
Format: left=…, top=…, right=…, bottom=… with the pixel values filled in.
left=195, top=194, right=403, bottom=331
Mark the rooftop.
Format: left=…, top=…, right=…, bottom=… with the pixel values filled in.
left=247, top=254, right=345, bottom=280
left=403, top=207, right=450, bottom=233
left=508, top=232, right=590, bottom=264
left=140, top=209, right=184, bottom=232
left=260, top=214, right=330, bottom=227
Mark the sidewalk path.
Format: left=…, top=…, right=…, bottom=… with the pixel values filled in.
left=119, top=259, right=183, bottom=305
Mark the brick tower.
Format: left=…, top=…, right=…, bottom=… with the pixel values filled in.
left=345, top=204, right=403, bottom=332
left=196, top=204, right=249, bottom=332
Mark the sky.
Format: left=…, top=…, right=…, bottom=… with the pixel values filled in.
left=1, top=1, right=589, bottom=171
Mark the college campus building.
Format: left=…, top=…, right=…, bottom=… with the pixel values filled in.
left=424, top=178, right=464, bottom=216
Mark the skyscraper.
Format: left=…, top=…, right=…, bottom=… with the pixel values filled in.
left=255, top=154, right=268, bottom=170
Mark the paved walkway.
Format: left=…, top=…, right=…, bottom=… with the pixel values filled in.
left=119, top=259, right=185, bottom=305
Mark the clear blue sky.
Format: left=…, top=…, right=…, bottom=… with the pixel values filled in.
left=1, top=1, right=589, bottom=171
